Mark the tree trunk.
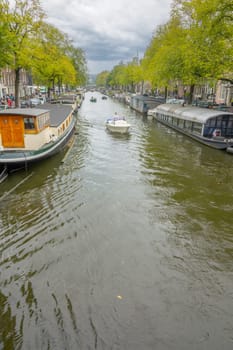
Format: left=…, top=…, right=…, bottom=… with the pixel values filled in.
left=164, top=86, right=168, bottom=100
left=141, top=80, right=144, bottom=94
left=15, top=67, right=21, bottom=108
left=189, top=84, right=195, bottom=105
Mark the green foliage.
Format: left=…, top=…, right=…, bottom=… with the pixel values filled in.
left=0, top=0, right=88, bottom=99
left=67, top=46, right=88, bottom=86
left=0, top=2, right=13, bottom=67
left=3, top=0, right=45, bottom=69
left=96, top=71, right=110, bottom=86
left=108, top=0, right=233, bottom=97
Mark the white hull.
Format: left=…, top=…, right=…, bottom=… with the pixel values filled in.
left=106, top=118, right=130, bottom=134
left=106, top=124, right=130, bottom=134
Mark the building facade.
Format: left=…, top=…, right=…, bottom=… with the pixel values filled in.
left=0, top=67, right=30, bottom=98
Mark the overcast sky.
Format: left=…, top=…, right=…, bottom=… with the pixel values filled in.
left=40, top=0, right=173, bottom=75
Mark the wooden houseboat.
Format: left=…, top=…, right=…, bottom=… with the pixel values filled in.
left=148, top=104, right=233, bottom=151
left=0, top=103, right=76, bottom=177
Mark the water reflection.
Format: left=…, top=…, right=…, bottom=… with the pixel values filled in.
left=140, top=121, right=233, bottom=272
left=0, top=291, right=18, bottom=349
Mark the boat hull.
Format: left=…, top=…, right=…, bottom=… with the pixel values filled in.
left=106, top=124, right=130, bottom=134
left=0, top=118, right=76, bottom=172
left=155, top=118, right=231, bottom=149
left=105, top=117, right=131, bottom=134
left=148, top=105, right=233, bottom=151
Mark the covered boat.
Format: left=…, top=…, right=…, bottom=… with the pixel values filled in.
left=0, top=103, right=76, bottom=175
left=148, top=104, right=233, bottom=150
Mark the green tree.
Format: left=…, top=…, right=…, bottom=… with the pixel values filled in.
left=171, top=0, right=233, bottom=101
left=31, top=23, right=70, bottom=94
left=142, top=19, right=186, bottom=97
left=141, top=0, right=233, bottom=103
left=107, top=64, right=127, bottom=90
left=68, top=46, right=88, bottom=87
left=1, top=0, right=45, bottom=106
left=96, top=71, right=110, bottom=87
left=0, top=1, right=13, bottom=68
left=31, top=23, right=87, bottom=93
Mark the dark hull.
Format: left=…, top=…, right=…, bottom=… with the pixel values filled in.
left=153, top=117, right=232, bottom=150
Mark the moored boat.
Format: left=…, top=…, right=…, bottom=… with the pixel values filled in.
left=90, top=96, right=97, bottom=102
left=105, top=115, right=131, bottom=134
left=130, top=94, right=165, bottom=114
left=0, top=103, right=76, bottom=174
left=148, top=104, right=233, bottom=150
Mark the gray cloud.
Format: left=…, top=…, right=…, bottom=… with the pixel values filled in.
left=40, top=0, right=172, bottom=74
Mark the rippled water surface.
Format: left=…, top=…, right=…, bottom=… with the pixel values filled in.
left=0, top=92, right=233, bottom=350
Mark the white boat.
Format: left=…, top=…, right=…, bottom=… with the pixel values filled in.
left=105, top=116, right=131, bottom=134
left=0, top=103, right=76, bottom=175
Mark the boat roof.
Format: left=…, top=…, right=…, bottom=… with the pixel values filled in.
left=0, top=104, right=73, bottom=127
left=0, top=108, right=48, bottom=117
left=132, top=94, right=165, bottom=103
left=38, top=103, right=73, bottom=127
left=155, top=104, right=233, bottom=123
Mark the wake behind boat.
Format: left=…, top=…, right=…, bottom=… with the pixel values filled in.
left=0, top=103, right=76, bottom=177
left=105, top=115, right=131, bottom=134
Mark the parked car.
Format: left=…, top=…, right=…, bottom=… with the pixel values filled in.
left=39, top=96, right=46, bottom=104
left=20, top=100, right=31, bottom=108
left=30, top=98, right=41, bottom=107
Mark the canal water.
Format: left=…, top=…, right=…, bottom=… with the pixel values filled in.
left=0, top=91, right=233, bottom=350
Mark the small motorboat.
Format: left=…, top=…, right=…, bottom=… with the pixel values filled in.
left=90, top=96, right=97, bottom=102
left=105, top=115, right=131, bottom=134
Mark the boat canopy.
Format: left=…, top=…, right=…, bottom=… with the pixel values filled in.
left=155, top=104, right=233, bottom=124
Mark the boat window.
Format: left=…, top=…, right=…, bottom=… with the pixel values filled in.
left=37, top=113, right=50, bottom=130
left=179, top=120, right=185, bottom=129
left=216, top=116, right=222, bottom=128
left=173, top=117, right=178, bottom=126
left=206, top=118, right=216, bottom=127
left=192, top=122, right=202, bottom=135
left=184, top=120, right=192, bottom=130
left=24, top=117, right=35, bottom=129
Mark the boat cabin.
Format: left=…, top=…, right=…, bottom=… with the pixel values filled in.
left=153, top=104, right=233, bottom=138
left=149, top=104, right=233, bottom=150
left=0, top=109, right=51, bottom=150
left=0, top=105, right=73, bottom=151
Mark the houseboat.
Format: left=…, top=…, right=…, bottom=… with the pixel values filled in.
left=130, top=95, right=165, bottom=114
left=0, top=103, right=76, bottom=177
left=148, top=104, right=233, bottom=151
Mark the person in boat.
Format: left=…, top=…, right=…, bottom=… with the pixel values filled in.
left=114, top=112, right=125, bottom=120
left=212, top=129, right=221, bottom=137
